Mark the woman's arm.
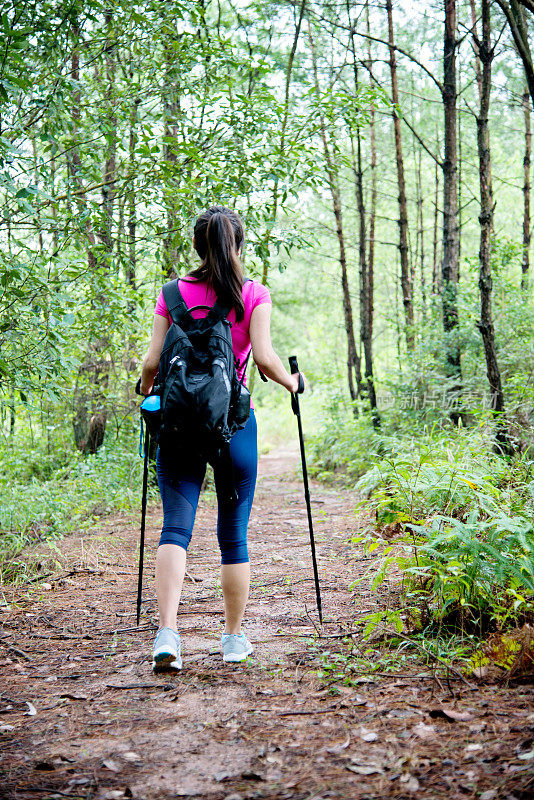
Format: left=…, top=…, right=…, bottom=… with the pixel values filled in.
left=249, top=303, right=302, bottom=393
left=140, top=313, right=170, bottom=395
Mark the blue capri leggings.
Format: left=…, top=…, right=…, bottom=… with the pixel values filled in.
left=156, top=411, right=257, bottom=564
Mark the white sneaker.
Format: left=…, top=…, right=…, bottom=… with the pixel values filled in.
left=152, top=627, right=182, bottom=672
left=221, top=633, right=254, bottom=663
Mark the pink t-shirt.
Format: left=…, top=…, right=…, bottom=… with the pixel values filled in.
left=154, top=277, right=271, bottom=386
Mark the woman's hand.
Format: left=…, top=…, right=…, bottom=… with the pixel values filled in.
left=289, top=371, right=305, bottom=394
left=140, top=378, right=153, bottom=396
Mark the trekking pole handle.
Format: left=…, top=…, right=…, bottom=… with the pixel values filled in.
left=289, top=356, right=305, bottom=394
left=135, top=378, right=142, bottom=396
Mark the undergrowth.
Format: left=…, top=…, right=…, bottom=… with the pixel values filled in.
left=0, top=426, right=151, bottom=583
left=311, top=405, right=534, bottom=670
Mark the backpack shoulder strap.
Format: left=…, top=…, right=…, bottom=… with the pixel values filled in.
left=162, top=279, right=189, bottom=326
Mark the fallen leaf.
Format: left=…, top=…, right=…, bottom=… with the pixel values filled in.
left=387, top=708, right=417, bottom=719
left=412, top=722, right=436, bottom=740
left=121, top=751, right=141, bottom=762
left=326, top=734, right=351, bottom=754
left=0, top=724, right=15, bottom=732
left=60, top=693, right=88, bottom=701
left=346, top=764, right=383, bottom=776
left=480, top=791, right=497, bottom=800
left=25, top=702, right=37, bottom=716
left=400, top=774, right=420, bottom=792
left=518, top=749, right=534, bottom=761
left=265, top=755, right=283, bottom=765
left=41, top=583, right=52, bottom=590
left=351, top=695, right=367, bottom=706
left=429, top=707, right=473, bottom=722
left=359, top=727, right=378, bottom=742
left=102, top=758, right=121, bottom=772
left=465, top=743, right=483, bottom=752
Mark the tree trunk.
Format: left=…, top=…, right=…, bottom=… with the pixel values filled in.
left=475, top=0, right=507, bottom=434
left=522, top=89, right=532, bottom=289
left=309, top=24, right=361, bottom=405
left=432, top=148, right=440, bottom=294
left=367, top=8, right=377, bottom=340
left=69, top=17, right=109, bottom=454
left=367, top=3, right=378, bottom=425
left=162, top=36, right=180, bottom=278
left=350, top=26, right=379, bottom=424
left=416, top=147, right=426, bottom=317
left=442, top=0, right=462, bottom=394
left=495, top=0, right=534, bottom=110
left=100, top=8, right=117, bottom=260
left=356, top=124, right=378, bottom=421
left=386, top=0, right=414, bottom=349
left=261, top=0, right=306, bottom=286
left=71, top=10, right=118, bottom=454
left=128, top=63, right=140, bottom=293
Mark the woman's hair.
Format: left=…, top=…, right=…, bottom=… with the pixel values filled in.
left=189, top=206, right=245, bottom=321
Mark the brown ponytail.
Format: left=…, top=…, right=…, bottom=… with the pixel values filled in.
left=189, top=206, right=245, bottom=321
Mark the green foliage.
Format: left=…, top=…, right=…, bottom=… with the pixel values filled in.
left=0, top=424, right=150, bottom=581
left=311, top=395, right=534, bottom=643
left=352, top=429, right=534, bottom=635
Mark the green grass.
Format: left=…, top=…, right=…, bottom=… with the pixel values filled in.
left=0, top=427, right=151, bottom=581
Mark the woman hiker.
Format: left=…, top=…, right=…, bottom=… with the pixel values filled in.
left=140, top=206, right=303, bottom=670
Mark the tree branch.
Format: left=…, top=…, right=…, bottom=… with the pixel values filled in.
left=360, top=60, right=443, bottom=167
left=495, top=0, right=534, bottom=108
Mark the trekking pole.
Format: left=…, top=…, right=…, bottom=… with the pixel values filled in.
left=289, top=356, right=323, bottom=624
left=137, top=426, right=150, bottom=626
left=135, top=379, right=149, bottom=627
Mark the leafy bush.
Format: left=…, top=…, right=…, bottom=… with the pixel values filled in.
left=353, top=431, right=534, bottom=634
left=311, top=405, right=534, bottom=636
left=0, top=426, right=152, bottom=580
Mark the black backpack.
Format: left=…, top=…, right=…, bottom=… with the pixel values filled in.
left=144, top=278, right=252, bottom=501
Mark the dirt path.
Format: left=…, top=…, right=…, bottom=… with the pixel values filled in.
left=1, top=447, right=532, bottom=800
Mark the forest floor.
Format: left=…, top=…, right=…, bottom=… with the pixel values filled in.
left=0, top=446, right=533, bottom=800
